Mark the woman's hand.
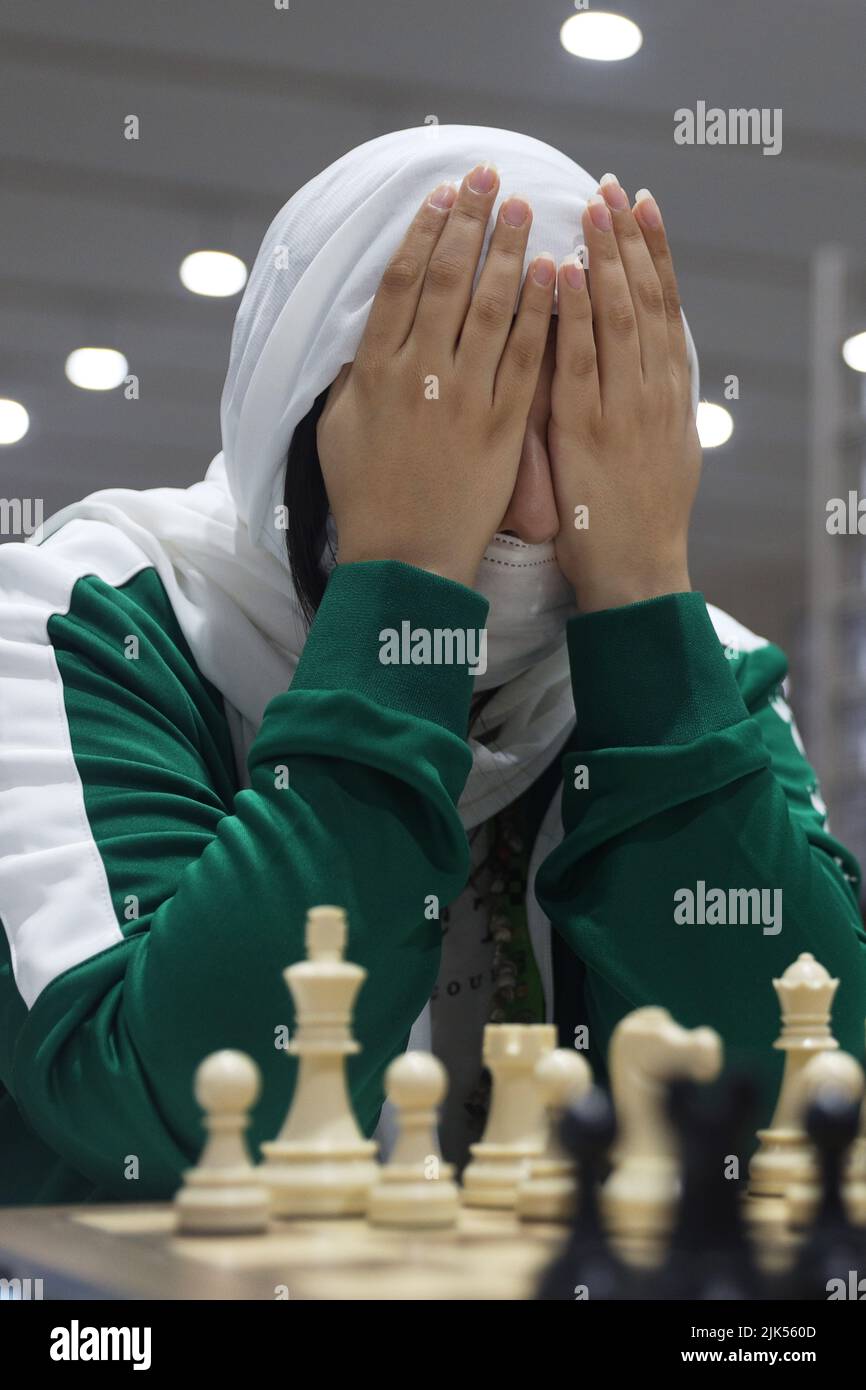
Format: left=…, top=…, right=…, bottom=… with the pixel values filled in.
left=317, top=165, right=556, bottom=588
left=549, top=178, right=701, bottom=613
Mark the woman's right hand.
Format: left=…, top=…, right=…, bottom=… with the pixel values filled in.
left=317, top=164, right=556, bottom=588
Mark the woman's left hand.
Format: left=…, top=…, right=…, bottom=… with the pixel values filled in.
left=548, top=177, right=701, bottom=613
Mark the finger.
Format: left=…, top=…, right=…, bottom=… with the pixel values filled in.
left=413, top=163, right=500, bottom=348
left=359, top=182, right=457, bottom=358
left=493, top=252, right=557, bottom=409
left=457, top=194, right=535, bottom=383
left=598, top=173, right=669, bottom=385
left=581, top=193, right=642, bottom=400
left=550, top=255, right=600, bottom=426
left=633, top=188, right=690, bottom=378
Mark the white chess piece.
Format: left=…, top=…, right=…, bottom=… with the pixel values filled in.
left=261, top=906, right=378, bottom=1217
left=367, top=1052, right=459, bottom=1228
left=516, top=1048, right=592, bottom=1222
left=174, top=1050, right=270, bottom=1235
left=784, top=1049, right=866, bottom=1227
left=748, top=953, right=840, bottom=1199
left=461, top=1023, right=557, bottom=1209
left=602, top=1007, right=722, bottom=1239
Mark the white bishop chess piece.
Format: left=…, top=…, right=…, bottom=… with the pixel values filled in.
left=784, top=1049, right=866, bottom=1227
left=174, top=1049, right=270, bottom=1235
left=261, top=906, right=378, bottom=1217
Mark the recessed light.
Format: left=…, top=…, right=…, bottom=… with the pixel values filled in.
left=0, top=398, right=30, bottom=444
left=697, top=401, right=733, bottom=449
left=842, top=331, right=866, bottom=373
left=65, top=348, right=129, bottom=391
left=560, top=11, right=643, bottom=62
left=180, top=250, right=248, bottom=298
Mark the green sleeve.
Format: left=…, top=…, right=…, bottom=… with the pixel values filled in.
left=535, top=591, right=866, bottom=1122
left=12, top=561, right=486, bottom=1199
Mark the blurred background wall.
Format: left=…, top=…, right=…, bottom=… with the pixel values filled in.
left=1, top=0, right=865, bottom=843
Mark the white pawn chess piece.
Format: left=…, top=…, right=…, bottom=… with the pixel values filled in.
left=785, top=1050, right=866, bottom=1227
left=602, top=1007, right=722, bottom=1240
left=847, top=1020, right=866, bottom=1226
left=174, top=1050, right=270, bottom=1235
left=261, top=906, right=378, bottom=1217
left=516, top=1048, right=592, bottom=1222
left=462, top=1023, right=557, bottom=1209
left=748, top=953, right=840, bottom=1200
left=367, top=1052, right=459, bottom=1228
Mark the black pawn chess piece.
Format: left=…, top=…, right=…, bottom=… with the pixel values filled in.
left=785, top=1091, right=866, bottom=1301
left=645, top=1072, right=769, bottom=1301
left=536, top=1086, right=636, bottom=1301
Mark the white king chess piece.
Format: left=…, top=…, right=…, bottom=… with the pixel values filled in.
left=261, top=906, right=378, bottom=1217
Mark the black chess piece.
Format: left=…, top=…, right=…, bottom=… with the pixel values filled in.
left=536, top=1086, right=636, bottom=1301
left=785, top=1091, right=866, bottom=1301
left=644, top=1072, right=770, bottom=1301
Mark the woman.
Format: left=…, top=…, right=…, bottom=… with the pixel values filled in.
left=1, top=126, right=864, bottom=1203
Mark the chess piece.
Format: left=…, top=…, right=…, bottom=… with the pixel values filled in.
left=784, top=1051, right=865, bottom=1227
left=367, top=1052, right=459, bottom=1228
left=785, top=1091, right=866, bottom=1299
left=537, top=1088, right=635, bottom=1300
left=602, top=1007, right=722, bottom=1240
left=462, top=1023, right=557, bottom=1208
left=651, top=1074, right=769, bottom=1300
left=748, top=953, right=840, bottom=1200
left=846, top=1023, right=866, bottom=1225
left=517, top=1049, right=592, bottom=1222
left=174, top=1050, right=270, bottom=1235
left=261, top=906, right=378, bottom=1217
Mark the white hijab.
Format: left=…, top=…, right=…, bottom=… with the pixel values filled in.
left=36, top=124, right=699, bottom=833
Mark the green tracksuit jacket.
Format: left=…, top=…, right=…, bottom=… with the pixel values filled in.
left=1, top=520, right=865, bottom=1204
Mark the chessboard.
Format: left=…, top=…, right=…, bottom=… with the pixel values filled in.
left=0, top=1201, right=565, bottom=1301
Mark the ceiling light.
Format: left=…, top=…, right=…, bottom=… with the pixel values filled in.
left=180, top=250, right=248, bottom=298
left=560, top=11, right=643, bottom=61
left=842, top=331, right=866, bottom=373
left=696, top=401, right=734, bottom=449
left=65, top=348, right=129, bottom=391
left=0, top=398, right=30, bottom=444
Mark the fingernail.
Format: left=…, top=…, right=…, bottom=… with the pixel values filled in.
left=562, top=257, right=585, bottom=291
left=599, top=173, right=629, bottom=211
left=501, top=195, right=530, bottom=228
left=587, top=193, right=612, bottom=231
left=468, top=163, right=497, bottom=194
left=635, top=188, right=662, bottom=229
left=428, top=181, right=457, bottom=211
left=532, top=253, right=556, bottom=287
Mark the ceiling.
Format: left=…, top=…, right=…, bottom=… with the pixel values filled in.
left=2, top=0, right=866, bottom=659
